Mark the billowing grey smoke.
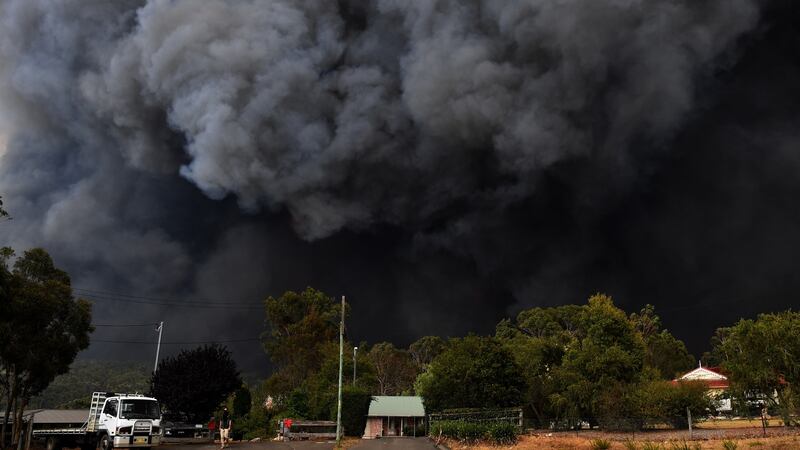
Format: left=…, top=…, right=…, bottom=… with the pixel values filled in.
left=4, top=0, right=795, bottom=372
left=80, top=0, right=758, bottom=239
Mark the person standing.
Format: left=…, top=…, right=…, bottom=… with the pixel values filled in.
left=220, top=407, right=232, bottom=449
left=208, top=416, right=216, bottom=443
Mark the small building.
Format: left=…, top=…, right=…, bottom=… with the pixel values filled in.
left=362, top=396, right=425, bottom=439
left=673, top=363, right=731, bottom=412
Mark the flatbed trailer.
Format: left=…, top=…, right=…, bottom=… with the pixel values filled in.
left=32, top=392, right=162, bottom=450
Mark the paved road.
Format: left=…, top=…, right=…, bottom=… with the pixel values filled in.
left=164, top=437, right=436, bottom=450
left=351, top=437, right=437, bottom=450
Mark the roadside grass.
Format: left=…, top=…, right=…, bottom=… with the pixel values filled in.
left=441, top=432, right=800, bottom=450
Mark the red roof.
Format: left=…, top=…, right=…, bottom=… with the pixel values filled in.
left=669, top=378, right=730, bottom=389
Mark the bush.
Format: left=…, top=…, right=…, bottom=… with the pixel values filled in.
left=641, top=443, right=663, bottom=450
left=623, top=440, right=638, bottom=450
left=590, top=438, right=612, bottom=450
left=429, top=420, right=518, bottom=444
left=722, top=441, right=738, bottom=450
left=337, top=388, right=372, bottom=437
left=486, top=422, right=518, bottom=444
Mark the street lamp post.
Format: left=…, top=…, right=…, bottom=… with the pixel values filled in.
left=353, top=347, right=358, bottom=386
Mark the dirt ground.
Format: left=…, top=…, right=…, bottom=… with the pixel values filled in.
left=443, top=427, right=800, bottom=450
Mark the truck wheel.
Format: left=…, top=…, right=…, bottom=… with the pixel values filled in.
left=99, top=434, right=112, bottom=450
left=46, top=437, right=60, bottom=450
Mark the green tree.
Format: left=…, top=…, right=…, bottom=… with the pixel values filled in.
left=416, top=336, right=525, bottom=412
left=296, top=341, right=377, bottom=420
left=408, top=336, right=446, bottom=369
left=0, top=248, right=93, bottom=450
left=558, top=294, right=645, bottom=423
left=368, top=342, right=417, bottom=395
left=232, top=385, right=252, bottom=419
left=497, top=294, right=672, bottom=427
left=645, top=330, right=694, bottom=379
left=630, top=305, right=694, bottom=379
left=711, top=311, right=800, bottom=424
left=261, top=288, right=343, bottom=386
left=149, top=345, right=241, bottom=422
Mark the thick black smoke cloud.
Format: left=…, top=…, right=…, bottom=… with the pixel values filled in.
left=1, top=0, right=798, bottom=373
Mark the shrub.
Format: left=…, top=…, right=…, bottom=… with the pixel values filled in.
left=623, top=439, right=638, bottom=450
left=337, top=388, right=372, bottom=437
left=722, top=441, right=738, bottom=450
left=429, top=420, right=518, bottom=444
left=486, top=422, right=518, bottom=444
left=590, top=438, right=612, bottom=450
left=641, top=443, right=663, bottom=450
left=669, top=441, right=700, bottom=450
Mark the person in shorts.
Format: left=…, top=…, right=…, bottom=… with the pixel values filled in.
left=220, top=407, right=232, bottom=449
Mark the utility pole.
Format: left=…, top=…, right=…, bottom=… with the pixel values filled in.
left=336, top=296, right=345, bottom=447
left=154, top=321, right=164, bottom=372
left=353, top=346, right=358, bottom=387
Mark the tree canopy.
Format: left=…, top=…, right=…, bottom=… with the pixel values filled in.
left=492, top=294, right=700, bottom=427
left=150, top=344, right=241, bottom=422
left=0, top=248, right=92, bottom=449
left=415, top=335, right=525, bottom=412
left=711, top=311, right=800, bottom=424
left=261, top=288, right=343, bottom=386
left=409, top=335, right=446, bottom=369
left=367, top=342, right=416, bottom=395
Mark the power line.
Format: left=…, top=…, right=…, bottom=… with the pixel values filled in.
left=92, top=323, right=160, bottom=328
left=73, top=287, right=263, bottom=306
left=91, top=337, right=261, bottom=345
left=74, top=288, right=263, bottom=310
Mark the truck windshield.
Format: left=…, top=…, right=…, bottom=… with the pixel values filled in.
left=120, top=400, right=161, bottom=420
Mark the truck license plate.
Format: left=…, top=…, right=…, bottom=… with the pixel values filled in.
left=134, top=437, right=148, bottom=444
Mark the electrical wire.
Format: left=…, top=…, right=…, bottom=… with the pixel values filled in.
left=73, top=287, right=264, bottom=310
left=91, top=337, right=261, bottom=345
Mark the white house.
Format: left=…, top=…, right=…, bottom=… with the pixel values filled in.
left=673, top=362, right=731, bottom=412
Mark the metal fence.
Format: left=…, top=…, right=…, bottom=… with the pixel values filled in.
left=429, top=407, right=524, bottom=428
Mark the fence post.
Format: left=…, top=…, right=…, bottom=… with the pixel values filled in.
left=686, top=407, right=692, bottom=440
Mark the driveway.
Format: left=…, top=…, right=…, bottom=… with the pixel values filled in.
left=351, top=438, right=437, bottom=450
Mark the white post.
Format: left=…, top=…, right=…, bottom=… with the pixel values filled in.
left=353, top=347, right=358, bottom=386
left=336, top=296, right=345, bottom=446
left=154, top=321, right=163, bottom=372
left=687, top=407, right=693, bottom=439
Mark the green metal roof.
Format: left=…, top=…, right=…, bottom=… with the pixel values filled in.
left=367, top=396, right=425, bottom=417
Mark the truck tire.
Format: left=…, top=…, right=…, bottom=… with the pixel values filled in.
left=99, top=434, right=112, bottom=450
left=46, top=437, right=60, bottom=450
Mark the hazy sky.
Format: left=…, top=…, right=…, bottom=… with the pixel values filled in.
left=1, top=0, right=798, bottom=375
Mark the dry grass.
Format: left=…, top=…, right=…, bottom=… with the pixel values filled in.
left=696, top=419, right=783, bottom=430
left=442, top=429, right=800, bottom=450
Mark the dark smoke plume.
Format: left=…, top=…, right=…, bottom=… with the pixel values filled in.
left=1, top=0, right=798, bottom=372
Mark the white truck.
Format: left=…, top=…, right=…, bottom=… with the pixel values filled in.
left=33, top=392, right=162, bottom=450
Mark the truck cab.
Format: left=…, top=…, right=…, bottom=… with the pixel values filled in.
left=98, top=394, right=162, bottom=450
